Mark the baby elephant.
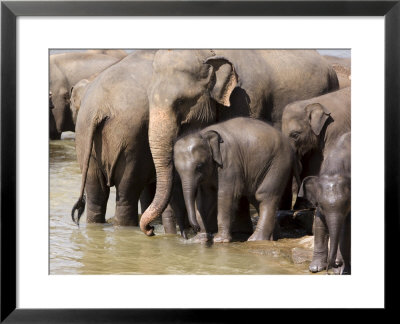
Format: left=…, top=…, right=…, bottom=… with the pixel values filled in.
left=174, top=117, right=297, bottom=243
left=300, top=132, right=351, bottom=274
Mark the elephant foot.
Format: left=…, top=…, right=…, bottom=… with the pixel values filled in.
left=213, top=232, right=232, bottom=243
left=193, top=232, right=212, bottom=243
left=247, top=230, right=270, bottom=242
left=336, top=264, right=351, bottom=275
left=309, top=258, right=327, bottom=273
left=180, top=229, right=189, bottom=240
left=86, top=210, right=106, bottom=224
left=335, top=258, right=343, bottom=268
left=162, top=207, right=177, bottom=234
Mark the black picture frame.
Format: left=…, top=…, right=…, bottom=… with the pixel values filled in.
left=1, top=0, right=398, bottom=322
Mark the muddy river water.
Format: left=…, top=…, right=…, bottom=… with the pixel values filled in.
left=50, top=133, right=315, bottom=275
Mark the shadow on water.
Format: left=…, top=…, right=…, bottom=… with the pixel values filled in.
left=50, top=133, right=313, bottom=275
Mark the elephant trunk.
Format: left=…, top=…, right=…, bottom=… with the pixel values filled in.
left=181, top=180, right=200, bottom=232
left=52, top=93, right=75, bottom=134
left=326, top=212, right=345, bottom=271
left=139, top=108, right=178, bottom=236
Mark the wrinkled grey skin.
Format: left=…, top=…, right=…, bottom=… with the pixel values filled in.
left=140, top=49, right=339, bottom=236
left=299, top=133, right=351, bottom=274
left=72, top=50, right=158, bottom=226
left=282, top=87, right=351, bottom=183
left=49, top=52, right=121, bottom=139
left=86, top=49, right=128, bottom=59
left=71, top=50, right=187, bottom=233
left=174, top=117, right=298, bottom=242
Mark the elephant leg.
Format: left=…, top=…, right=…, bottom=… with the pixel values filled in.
left=190, top=184, right=217, bottom=243
left=113, top=159, right=141, bottom=226
left=309, top=209, right=329, bottom=273
left=85, top=158, right=110, bottom=223
left=114, top=185, right=140, bottom=226
left=231, top=196, right=253, bottom=236
left=248, top=197, right=279, bottom=241
left=249, top=170, right=290, bottom=241
left=213, top=188, right=236, bottom=243
left=197, top=184, right=217, bottom=233
left=163, top=179, right=187, bottom=235
left=162, top=204, right=177, bottom=234
left=337, top=213, right=351, bottom=275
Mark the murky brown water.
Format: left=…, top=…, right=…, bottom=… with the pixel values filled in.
left=49, top=133, right=312, bottom=275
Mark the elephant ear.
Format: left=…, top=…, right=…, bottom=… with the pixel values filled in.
left=306, top=103, right=331, bottom=136
left=202, top=130, right=224, bottom=167
left=204, top=56, right=238, bottom=107
left=298, top=176, right=319, bottom=207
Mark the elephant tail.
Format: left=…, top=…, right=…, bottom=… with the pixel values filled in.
left=71, top=115, right=108, bottom=225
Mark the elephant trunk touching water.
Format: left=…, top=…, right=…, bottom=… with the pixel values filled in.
left=139, top=108, right=178, bottom=235
left=325, top=210, right=346, bottom=270
left=181, top=176, right=201, bottom=232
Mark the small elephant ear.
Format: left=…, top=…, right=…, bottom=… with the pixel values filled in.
left=298, top=176, right=319, bottom=207
left=306, top=103, right=331, bottom=136
left=204, top=56, right=238, bottom=107
left=202, top=130, right=224, bottom=167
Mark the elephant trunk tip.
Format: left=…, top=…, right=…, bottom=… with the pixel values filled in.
left=140, top=223, right=155, bottom=236
left=71, top=194, right=86, bottom=226
left=139, top=205, right=159, bottom=236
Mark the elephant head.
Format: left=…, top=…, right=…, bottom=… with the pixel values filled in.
left=282, top=102, right=332, bottom=158
left=70, top=79, right=91, bottom=125
left=300, top=175, right=351, bottom=271
left=139, top=50, right=238, bottom=236
left=173, top=130, right=222, bottom=232
left=49, top=65, right=75, bottom=138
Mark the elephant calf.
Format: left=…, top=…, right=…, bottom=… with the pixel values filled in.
left=174, top=117, right=298, bottom=243
left=299, top=132, right=351, bottom=274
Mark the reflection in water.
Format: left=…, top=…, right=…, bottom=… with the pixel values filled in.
left=50, top=134, right=311, bottom=275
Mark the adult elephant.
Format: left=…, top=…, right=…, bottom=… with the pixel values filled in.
left=49, top=52, right=122, bottom=139
left=86, top=49, right=128, bottom=59
left=139, top=49, right=339, bottom=236
left=71, top=50, right=181, bottom=234
left=72, top=50, right=157, bottom=226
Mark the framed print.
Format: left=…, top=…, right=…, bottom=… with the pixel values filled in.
left=1, top=0, right=398, bottom=321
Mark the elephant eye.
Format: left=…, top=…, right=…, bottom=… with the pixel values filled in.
left=175, top=98, right=185, bottom=106
left=196, top=163, right=204, bottom=171
left=290, top=131, right=300, bottom=140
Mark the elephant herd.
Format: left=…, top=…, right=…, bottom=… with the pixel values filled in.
left=49, top=49, right=351, bottom=275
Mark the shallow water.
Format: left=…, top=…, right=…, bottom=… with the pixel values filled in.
left=49, top=134, right=312, bottom=275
